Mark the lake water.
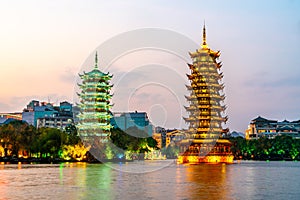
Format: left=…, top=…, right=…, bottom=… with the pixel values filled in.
left=0, top=160, right=299, bottom=200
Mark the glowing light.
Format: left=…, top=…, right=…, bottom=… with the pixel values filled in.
left=179, top=24, right=234, bottom=164
left=61, top=144, right=90, bottom=161
left=77, top=52, right=113, bottom=144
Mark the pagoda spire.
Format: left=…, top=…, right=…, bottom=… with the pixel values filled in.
left=201, top=21, right=208, bottom=49
left=95, top=51, right=98, bottom=69
left=203, top=21, right=206, bottom=45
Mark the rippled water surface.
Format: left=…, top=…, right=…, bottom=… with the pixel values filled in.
left=0, top=160, right=299, bottom=200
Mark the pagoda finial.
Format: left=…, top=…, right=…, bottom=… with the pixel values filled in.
left=202, top=20, right=207, bottom=46
left=95, top=51, right=98, bottom=69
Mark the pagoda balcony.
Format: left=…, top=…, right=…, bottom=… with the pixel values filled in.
left=211, top=105, right=226, bottom=111
left=181, top=152, right=232, bottom=157
left=79, top=94, right=99, bottom=98
left=210, top=94, right=225, bottom=100
left=195, top=116, right=212, bottom=120
left=184, top=106, right=197, bottom=111
left=81, top=103, right=108, bottom=107
left=200, top=111, right=211, bottom=115
left=209, top=83, right=224, bottom=88
left=198, top=105, right=211, bottom=109
left=188, top=134, right=221, bottom=139
left=198, top=67, right=209, bottom=71
left=82, top=79, right=108, bottom=83
left=207, top=116, right=226, bottom=121
left=194, top=93, right=211, bottom=97
left=196, top=128, right=209, bottom=132
left=85, top=87, right=109, bottom=94
left=198, top=100, right=211, bottom=103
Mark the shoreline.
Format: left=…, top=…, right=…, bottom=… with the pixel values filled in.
left=0, top=157, right=299, bottom=164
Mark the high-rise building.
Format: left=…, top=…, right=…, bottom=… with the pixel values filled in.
left=77, top=52, right=113, bottom=142
left=22, top=100, right=73, bottom=129
left=178, top=24, right=233, bottom=163
left=111, top=111, right=154, bottom=136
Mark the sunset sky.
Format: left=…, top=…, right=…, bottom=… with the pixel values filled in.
left=1, top=0, right=300, bottom=132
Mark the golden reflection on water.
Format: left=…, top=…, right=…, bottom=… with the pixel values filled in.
left=182, top=163, right=230, bottom=200
left=18, top=162, right=22, bottom=169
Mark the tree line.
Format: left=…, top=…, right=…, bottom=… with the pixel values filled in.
left=0, top=120, right=157, bottom=162
left=229, top=135, right=300, bottom=160
left=1, top=120, right=299, bottom=162
left=0, top=120, right=81, bottom=160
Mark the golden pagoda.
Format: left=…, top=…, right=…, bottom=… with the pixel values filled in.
left=178, top=24, right=234, bottom=164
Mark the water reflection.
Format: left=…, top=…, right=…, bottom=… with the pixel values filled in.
left=177, top=164, right=230, bottom=199
left=0, top=161, right=299, bottom=199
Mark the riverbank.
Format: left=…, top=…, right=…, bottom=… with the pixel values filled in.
left=1, top=156, right=299, bottom=164
left=0, top=156, right=139, bottom=164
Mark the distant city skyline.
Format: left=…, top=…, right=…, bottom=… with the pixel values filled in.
left=1, top=0, right=300, bottom=132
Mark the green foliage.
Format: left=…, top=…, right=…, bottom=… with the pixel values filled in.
left=0, top=122, right=159, bottom=161
left=109, top=126, right=158, bottom=158
left=0, top=121, right=82, bottom=160
left=161, top=143, right=179, bottom=159
left=229, top=135, right=300, bottom=160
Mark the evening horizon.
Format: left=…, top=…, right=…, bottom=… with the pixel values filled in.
left=1, top=0, right=300, bottom=132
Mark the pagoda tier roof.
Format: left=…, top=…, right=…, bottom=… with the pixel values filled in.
left=78, top=88, right=111, bottom=93
left=180, top=138, right=231, bottom=145
left=184, top=94, right=224, bottom=101
left=189, top=48, right=220, bottom=59
left=82, top=78, right=111, bottom=83
left=77, top=103, right=113, bottom=108
left=183, top=116, right=226, bottom=122
left=79, top=94, right=112, bottom=98
left=77, top=123, right=113, bottom=129
left=77, top=115, right=112, bottom=119
left=79, top=69, right=112, bottom=78
left=186, top=84, right=224, bottom=91
left=190, top=65, right=219, bottom=73
left=186, top=127, right=223, bottom=133
left=79, top=133, right=110, bottom=137
left=187, top=81, right=224, bottom=89
left=189, top=71, right=223, bottom=78
left=80, top=108, right=111, bottom=112
left=184, top=105, right=219, bottom=110
left=184, top=102, right=226, bottom=110
left=192, top=61, right=222, bottom=69
left=186, top=90, right=224, bottom=99
left=186, top=74, right=206, bottom=82
left=78, top=84, right=113, bottom=90
left=77, top=110, right=112, bottom=115
left=187, top=63, right=195, bottom=70
left=216, top=62, right=222, bottom=69
left=79, top=109, right=110, bottom=113
left=77, top=94, right=113, bottom=99
left=80, top=82, right=112, bottom=87
left=79, top=118, right=110, bottom=122
left=79, top=100, right=111, bottom=105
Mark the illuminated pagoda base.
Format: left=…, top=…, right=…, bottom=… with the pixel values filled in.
left=179, top=24, right=233, bottom=164
left=177, top=139, right=233, bottom=164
